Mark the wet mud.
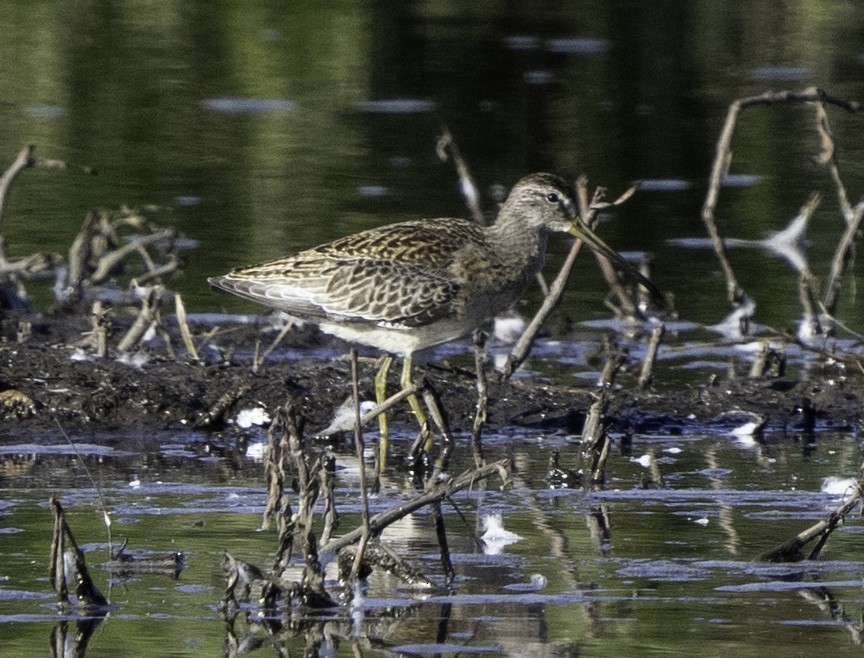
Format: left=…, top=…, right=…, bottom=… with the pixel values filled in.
left=0, top=308, right=860, bottom=440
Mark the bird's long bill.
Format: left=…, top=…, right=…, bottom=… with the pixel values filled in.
left=569, top=220, right=663, bottom=302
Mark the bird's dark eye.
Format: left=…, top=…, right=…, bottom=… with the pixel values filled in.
left=545, top=192, right=560, bottom=203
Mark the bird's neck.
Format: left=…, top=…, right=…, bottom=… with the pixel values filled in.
left=485, top=219, right=549, bottom=279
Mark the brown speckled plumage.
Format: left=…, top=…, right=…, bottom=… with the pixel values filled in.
left=210, top=173, right=599, bottom=355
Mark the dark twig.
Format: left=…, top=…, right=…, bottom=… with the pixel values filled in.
left=431, top=501, right=455, bottom=584
left=50, top=497, right=109, bottom=608
left=349, top=349, right=372, bottom=580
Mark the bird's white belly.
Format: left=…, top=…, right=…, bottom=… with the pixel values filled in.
left=318, top=317, right=478, bottom=356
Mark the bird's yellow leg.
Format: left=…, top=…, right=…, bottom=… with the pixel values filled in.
left=375, top=354, right=394, bottom=466
left=402, top=356, right=432, bottom=452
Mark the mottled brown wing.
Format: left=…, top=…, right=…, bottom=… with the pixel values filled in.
left=211, top=218, right=484, bottom=327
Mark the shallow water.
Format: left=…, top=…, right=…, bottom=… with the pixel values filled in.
left=2, top=2, right=864, bottom=655
left=1, top=422, right=863, bottom=657
left=1, top=2, right=864, bottom=335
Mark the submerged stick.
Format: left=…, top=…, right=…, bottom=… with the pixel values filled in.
left=320, top=458, right=509, bottom=556
left=758, top=476, right=864, bottom=562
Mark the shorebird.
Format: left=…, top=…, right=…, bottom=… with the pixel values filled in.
left=209, top=173, right=658, bottom=458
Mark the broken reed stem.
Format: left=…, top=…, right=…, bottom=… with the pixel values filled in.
left=133, top=255, right=178, bottom=286
left=471, top=330, right=488, bottom=468
left=797, top=274, right=822, bottom=337
left=195, top=384, right=250, bottom=430
left=358, top=382, right=421, bottom=426
left=637, top=323, right=665, bottom=391
left=261, top=403, right=287, bottom=531
left=318, top=455, right=338, bottom=546
left=700, top=87, right=860, bottom=309
left=421, top=385, right=453, bottom=481
left=49, top=497, right=108, bottom=608
left=822, top=201, right=864, bottom=318
left=437, top=126, right=485, bottom=225
left=0, top=251, right=59, bottom=276
left=117, top=286, right=164, bottom=352
left=581, top=393, right=611, bottom=485
left=174, top=294, right=201, bottom=362
left=598, top=349, right=628, bottom=388
left=349, top=349, right=372, bottom=580
left=748, top=341, right=786, bottom=378
left=787, top=192, right=824, bottom=334
left=814, top=101, right=854, bottom=222
left=320, top=458, right=510, bottom=556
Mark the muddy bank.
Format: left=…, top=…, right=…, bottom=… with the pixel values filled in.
left=0, top=309, right=861, bottom=440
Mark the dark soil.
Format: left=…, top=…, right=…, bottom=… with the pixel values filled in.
left=0, top=309, right=861, bottom=440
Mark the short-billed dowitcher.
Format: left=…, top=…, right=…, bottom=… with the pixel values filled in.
left=209, top=173, right=658, bottom=454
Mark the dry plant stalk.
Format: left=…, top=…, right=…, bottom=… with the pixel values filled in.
left=349, top=349, right=372, bottom=580
left=471, top=330, right=489, bottom=468
left=228, top=395, right=509, bottom=611
left=699, top=87, right=860, bottom=310
left=637, top=323, right=665, bottom=391
left=174, top=294, right=200, bottom=362
left=117, top=285, right=166, bottom=352
left=580, top=392, right=611, bottom=485
left=437, top=126, right=484, bottom=225
left=822, top=201, right=864, bottom=319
